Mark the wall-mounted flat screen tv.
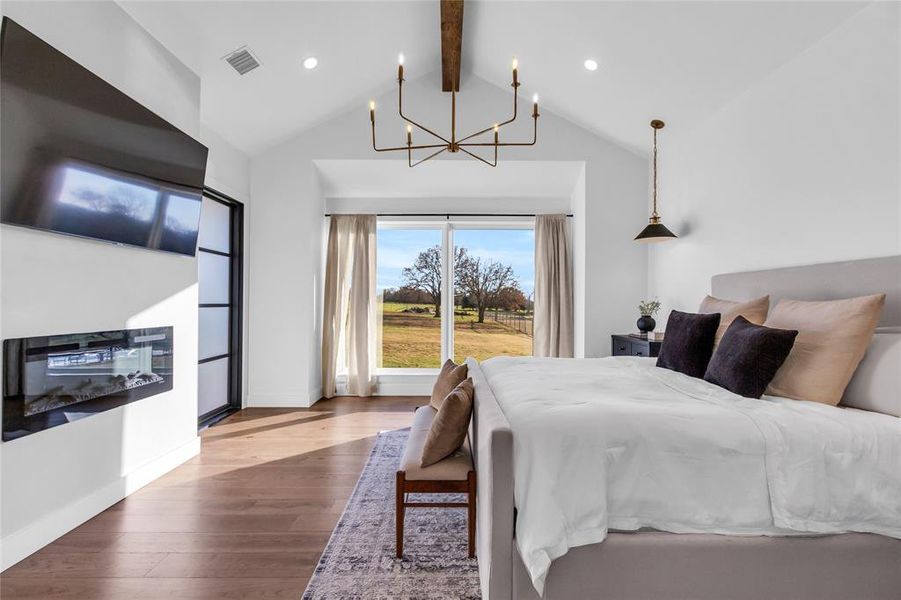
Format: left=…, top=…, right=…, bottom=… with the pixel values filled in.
left=0, top=17, right=208, bottom=256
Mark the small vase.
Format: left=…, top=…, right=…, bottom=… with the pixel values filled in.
left=637, top=315, right=656, bottom=334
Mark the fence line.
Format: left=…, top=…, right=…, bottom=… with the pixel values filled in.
left=486, top=308, right=534, bottom=337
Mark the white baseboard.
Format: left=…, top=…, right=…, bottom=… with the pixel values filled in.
left=245, top=392, right=318, bottom=408
left=0, top=436, right=200, bottom=572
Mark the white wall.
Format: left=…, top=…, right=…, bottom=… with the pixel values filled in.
left=248, top=72, right=647, bottom=407
left=201, top=124, right=251, bottom=202
left=649, top=3, right=900, bottom=320
left=0, top=0, right=248, bottom=569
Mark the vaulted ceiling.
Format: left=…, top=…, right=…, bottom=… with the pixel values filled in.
left=119, top=1, right=866, bottom=156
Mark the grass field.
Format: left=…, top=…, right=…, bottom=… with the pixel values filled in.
left=379, top=301, right=532, bottom=368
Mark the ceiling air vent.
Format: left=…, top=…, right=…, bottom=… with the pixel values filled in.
left=223, top=46, right=261, bottom=75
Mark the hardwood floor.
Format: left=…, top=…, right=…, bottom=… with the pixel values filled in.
left=1, top=396, right=424, bottom=599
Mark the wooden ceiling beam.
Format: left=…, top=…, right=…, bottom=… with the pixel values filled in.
left=440, top=0, right=464, bottom=92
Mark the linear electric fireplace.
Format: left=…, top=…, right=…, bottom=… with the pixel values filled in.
left=2, top=326, right=173, bottom=441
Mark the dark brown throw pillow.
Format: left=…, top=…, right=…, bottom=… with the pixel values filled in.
left=421, top=379, right=474, bottom=468
left=429, top=359, right=468, bottom=410
left=704, top=316, right=798, bottom=399
left=656, top=310, right=721, bottom=378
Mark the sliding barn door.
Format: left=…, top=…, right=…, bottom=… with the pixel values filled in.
left=197, top=189, right=243, bottom=426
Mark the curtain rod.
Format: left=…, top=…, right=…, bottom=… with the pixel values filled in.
left=323, top=213, right=574, bottom=218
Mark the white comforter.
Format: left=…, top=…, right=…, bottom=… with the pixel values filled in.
left=480, top=356, right=901, bottom=595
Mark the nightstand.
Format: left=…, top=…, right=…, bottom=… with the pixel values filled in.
left=611, top=334, right=662, bottom=358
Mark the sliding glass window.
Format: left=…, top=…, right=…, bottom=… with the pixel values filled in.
left=452, top=227, right=535, bottom=363
left=377, top=225, right=443, bottom=369
left=375, top=219, right=534, bottom=370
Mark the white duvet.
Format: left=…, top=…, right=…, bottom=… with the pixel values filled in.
left=480, top=356, right=901, bottom=595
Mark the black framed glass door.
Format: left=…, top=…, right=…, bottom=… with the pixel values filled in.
left=197, top=188, right=243, bottom=427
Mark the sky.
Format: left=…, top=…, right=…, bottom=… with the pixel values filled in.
left=377, top=227, right=535, bottom=297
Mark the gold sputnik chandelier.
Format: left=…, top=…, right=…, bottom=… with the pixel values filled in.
left=368, top=0, right=540, bottom=167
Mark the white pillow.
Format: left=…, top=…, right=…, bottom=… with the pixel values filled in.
left=841, top=330, right=901, bottom=417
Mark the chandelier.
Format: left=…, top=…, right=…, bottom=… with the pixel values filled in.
left=368, top=1, right=539, bottom=167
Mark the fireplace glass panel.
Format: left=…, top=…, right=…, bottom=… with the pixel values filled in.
left=3, top=326, right=173, bottom=441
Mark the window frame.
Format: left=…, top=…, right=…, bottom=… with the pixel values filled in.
left=375, top=216, right=534, bottom=373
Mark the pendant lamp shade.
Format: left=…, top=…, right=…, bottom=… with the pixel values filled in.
left=635, top=119, right=677, bottom=243
left=634, top=218, right=678, bottom=243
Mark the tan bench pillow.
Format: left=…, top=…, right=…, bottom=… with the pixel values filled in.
left=764, top=294, right=885, bottom=405
left=699, top=294, right=769, bottom=343
left=421, top=379, right=474, bottom=468
left=430, top=359, right=468, bottom=410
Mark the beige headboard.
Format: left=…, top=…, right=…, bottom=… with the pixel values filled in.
left=711, top=256, right=900, bottom=328
left=711, top=256, right=901, bottom=417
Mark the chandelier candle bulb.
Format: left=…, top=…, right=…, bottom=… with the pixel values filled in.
left=406, top=124, right=412, bottom=146
left=512, top=58, right=519, bottom=85
left=532, top=94, right=539, bottom=118
left=369, top=100, right=375, bottom=123
left=397, top=53, right=404, bottom=82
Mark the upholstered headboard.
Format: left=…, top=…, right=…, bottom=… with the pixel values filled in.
left=711, top=256, right=900, bottom=328
left=711, top=256, right=901, bottom=417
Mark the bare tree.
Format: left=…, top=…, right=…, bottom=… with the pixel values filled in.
left=402, top=246, right=469, bottom=317
left=402, top=245, right=443, bottom=317
left=455, top=251, right=517, bottom=323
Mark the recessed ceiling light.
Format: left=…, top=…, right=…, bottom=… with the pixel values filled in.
left=583, top=58, right=598, bottom=71
left=302, top=56, right=318, bottom=70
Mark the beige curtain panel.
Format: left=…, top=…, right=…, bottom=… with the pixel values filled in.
left=321, top=214, right=377, bottom=398
left=533, top=214, right=574, bottom=358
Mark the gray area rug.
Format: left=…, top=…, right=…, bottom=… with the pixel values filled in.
left=302, top=429, right=481, bottom=599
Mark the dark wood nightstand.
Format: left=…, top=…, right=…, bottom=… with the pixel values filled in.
left=611, top=334, right=662, bottom=358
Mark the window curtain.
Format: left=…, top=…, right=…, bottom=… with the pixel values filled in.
left=533, top=214, right=574, bottom=358
left=321, top=214, right=377, bottom=398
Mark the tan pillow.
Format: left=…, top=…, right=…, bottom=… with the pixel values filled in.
left=430, top=359, right=468, bottom=410
left=699, top=295, right=770, bottom=343
left=764, top=294, right=885, bottom=405
left=421, top=379, right=474, bottom=467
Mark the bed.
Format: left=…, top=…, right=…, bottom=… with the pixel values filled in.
left=467, top=256, right=901, bottom=600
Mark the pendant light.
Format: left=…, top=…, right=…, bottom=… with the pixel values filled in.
left=634, top=120, right=677, bottom=242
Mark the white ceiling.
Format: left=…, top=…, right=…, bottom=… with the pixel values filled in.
left=315, top=159, right=584, bottom=198
left=119, top=1, right=866, bottom=156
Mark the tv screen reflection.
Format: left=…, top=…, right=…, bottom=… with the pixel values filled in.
left=32, top=160, right=202, bottom=256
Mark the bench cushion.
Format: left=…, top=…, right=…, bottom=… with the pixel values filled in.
left=400, top=406, right=473, bottom=481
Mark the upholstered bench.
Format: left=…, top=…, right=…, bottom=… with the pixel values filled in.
left=396, top=405, right=476, bottom=559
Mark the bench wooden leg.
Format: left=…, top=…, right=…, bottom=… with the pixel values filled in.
left=467, top=470, right=476, bottom=559
left=396, top=471, right=405, bottom=558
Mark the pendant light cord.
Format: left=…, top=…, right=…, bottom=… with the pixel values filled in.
left=652, top=126, right=658, bottom=219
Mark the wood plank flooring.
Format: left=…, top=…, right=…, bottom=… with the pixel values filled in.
left=1, top=396, right=424, bottom=599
